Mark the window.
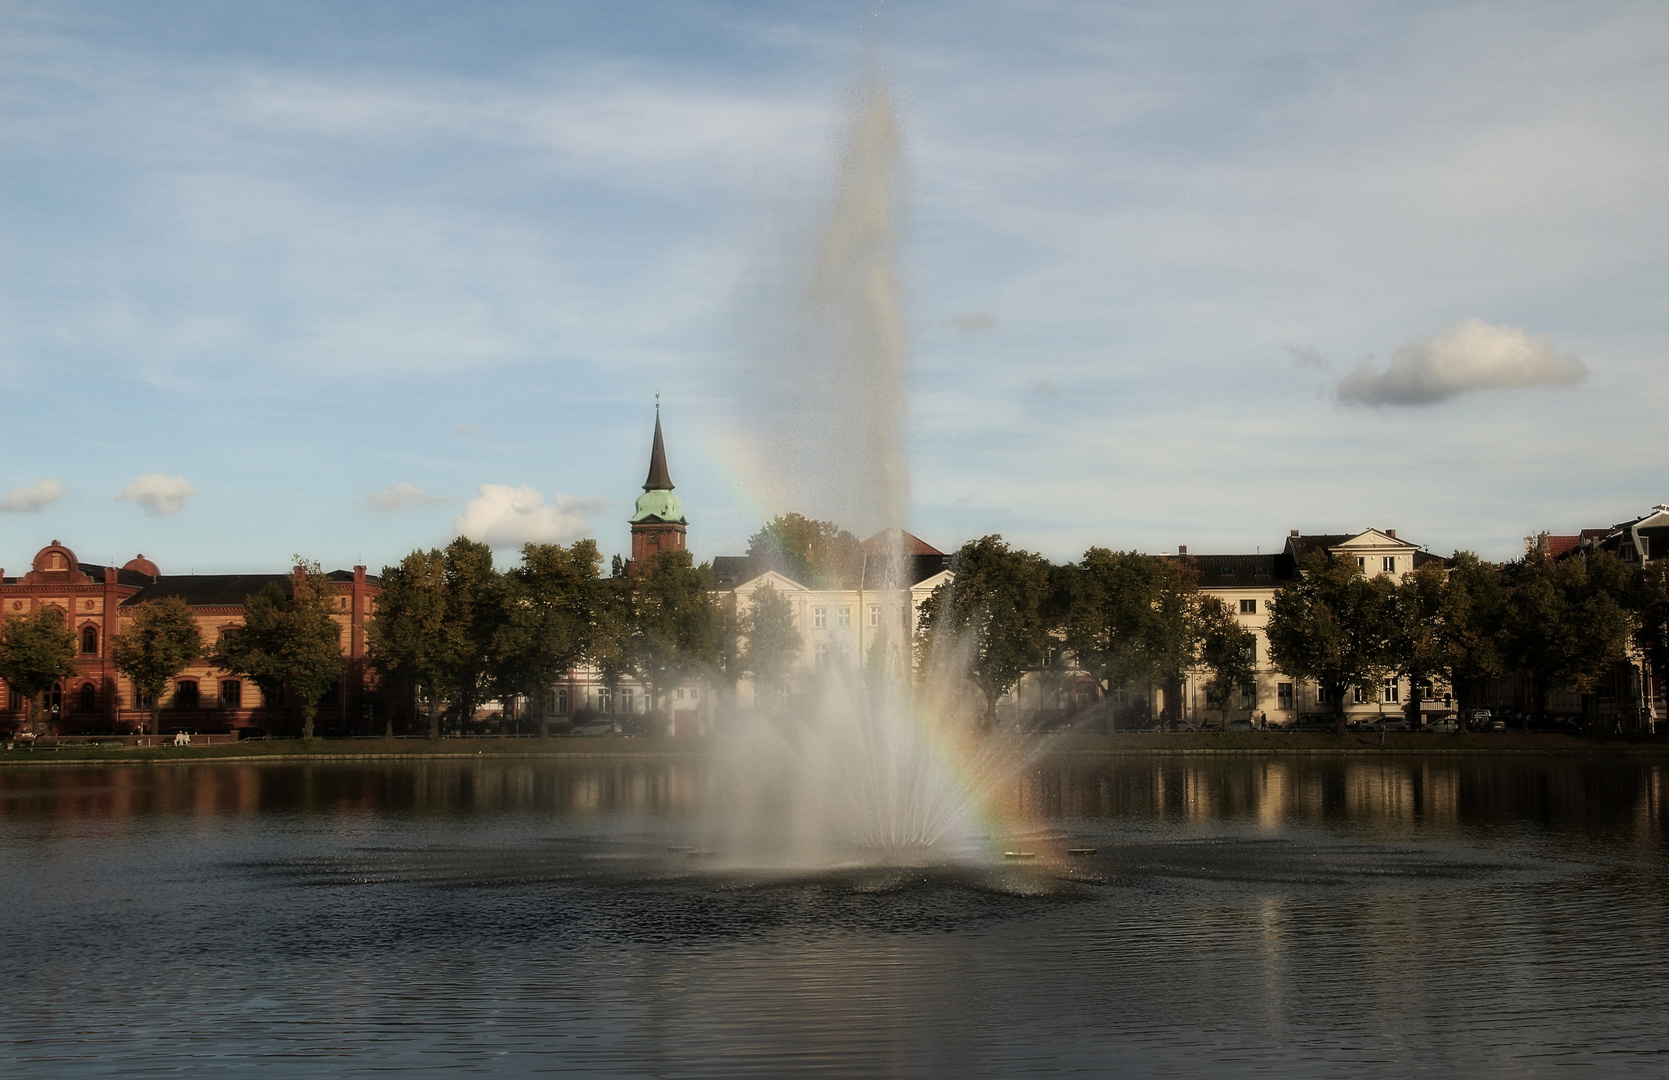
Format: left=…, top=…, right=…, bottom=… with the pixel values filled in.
left=1241, top=641, right=1256, bottom=662
left=1356, top=557, right=1366, bottom=568
left=675, top=688, right=685, bottom=700
left=176, top=680, right=199, bottom=709
left=557, top=688, right=569, bottom=715
left=1382, top=556, right=1396, bottom=572
left=1219, top=565, right=1233, bottom=577
left=1316, top=685, right=1334, bottom=704
left=80, top=625, right=98, bottom=654
left=813, top=606, right=827, bottom=629
left=620, top=689, right=634, bottom=714
left=838, top=607, right=851, bottom=628
left=221, top=680, right=242, bottom=708
left=79, top=683, right=95, bottom=711
left=1382, top=678, right=1400, bottom=703
left=599, top=688, right=613, bottom=714
left=868, top=605, right=880, bottom=627
left=1353, top=685, right=1369, bottom=704
left=1239, top=683, right=1257, bottom=708
left=814, top=642, right=829, bottom=666
left=1278, top=682, right=1294, bottom=710
left=689, top=688, right=699, bottom=702
left=1239, top=598, right=1257, bottom=614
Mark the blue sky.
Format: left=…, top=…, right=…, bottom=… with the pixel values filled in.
left=3, top=0, right=1666, bottom=574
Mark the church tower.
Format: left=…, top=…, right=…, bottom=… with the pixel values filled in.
left=628, top=405, right=687, bottom=570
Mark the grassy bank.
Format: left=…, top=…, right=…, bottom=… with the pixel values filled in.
left=2, top=730, right=1665, bottom=766
left=0, top=736, right=698, bottom=766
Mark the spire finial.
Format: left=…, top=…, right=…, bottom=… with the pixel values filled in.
left=643, top=403, right=674, bottom=491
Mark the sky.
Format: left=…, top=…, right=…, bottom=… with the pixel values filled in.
left=2, top=0, right=1666, bottom=575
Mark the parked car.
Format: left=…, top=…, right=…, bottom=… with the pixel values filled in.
left=1423, top=718, right=1459, bottom=734
left=1369, top=717, right=1412, bottom=732
left=565, top=720, right=618, bottom=737
left=1226, top=719, right=1254, bottom=732
left=1469, top=709, right=1493, bottom=727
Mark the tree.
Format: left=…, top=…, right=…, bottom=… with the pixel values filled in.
left=746, top=513, right=865, bottom=588
left=627, top=550, right=721, bottom=719
left=437, top=538, right=504, bottom=732
left=1503, top=547, right=1634, bottom=718
left=491, top=540, right=600, bottom=738
left=368, top=548, right=453, bottom=739
left=1063, top=549, right=1198, bottom=724
left=917, top=535, right=1053, bottom=721
left=214, top=560, right=345, bottom=739
left=111, top=596, right=202, bottom=736
left=0, top=608, right=76, bottom=735
left=1266, top=550, right=1398, bottom=734
left=739, top=582, right=801, bottom=702
left=1419, top=552, right=1508, bottom=731
left=1195, top=594, right=1256, bottom=725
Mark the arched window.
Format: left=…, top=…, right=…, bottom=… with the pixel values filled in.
left=79, top=683, right=96, bottom=711
left=81, top=625, right=98, bottom=655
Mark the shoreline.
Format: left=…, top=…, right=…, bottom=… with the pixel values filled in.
left=2, top=731, right=1666, bottom=767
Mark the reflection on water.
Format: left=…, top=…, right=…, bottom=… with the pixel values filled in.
left=1, top=754, right=1666, bottom=1077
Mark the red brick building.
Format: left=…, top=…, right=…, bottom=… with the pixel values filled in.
left=0, top=540, right=380, bottom=736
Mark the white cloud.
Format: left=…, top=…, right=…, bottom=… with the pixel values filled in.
left=454, top=485, right=605, bottom=547
left=116, top=474, right=195, bottom=515
left=1334, top=319, right=1588, bottom=407
left=0, top=478, right=65, bottom=513
left=363, top=482, right=451, bottom=511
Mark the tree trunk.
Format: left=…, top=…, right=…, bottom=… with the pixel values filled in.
left=1333, top=683, right=1348, bottom=736
left=538, top=693, right=549, bottom=740
left=301, top=704, right=315, bottom=741
left=1407, top=677, right=1422, bottom=729
left=427, top=690, right=440, bottom=741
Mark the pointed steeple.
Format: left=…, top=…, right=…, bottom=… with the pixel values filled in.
left=643, top=404, right=674, bottom=491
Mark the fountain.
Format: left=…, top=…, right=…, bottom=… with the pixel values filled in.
left=700, top=79, right=1041, bottom=873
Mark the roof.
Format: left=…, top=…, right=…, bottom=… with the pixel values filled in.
left=643, top=409, right=673, bottom=491
left=1167, top=553, right=1292, bottom=589
left=121, top=569, right=375, bottom=608
left=710, top=551, right=950, bottom=591
left=861, top=529, right=942, bottom=557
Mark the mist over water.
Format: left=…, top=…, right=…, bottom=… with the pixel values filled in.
left=736, top=79, right=909, bottom=540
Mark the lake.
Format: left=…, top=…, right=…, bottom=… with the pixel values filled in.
left=2, top=754, right=1666, bottom=1077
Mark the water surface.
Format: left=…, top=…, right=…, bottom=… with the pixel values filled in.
left=2, top=755, right=1666, bottom=1076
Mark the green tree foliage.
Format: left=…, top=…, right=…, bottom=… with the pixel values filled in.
left=1503, top=548, right=1634, bottom=714
left=214, top=560, right=344, bottom=739
left=739, top=582, right=801, bottom=702
left=918, top=535, right=1053, bottom=720
left=1411, top=552, right=1509, bottom=730
left=367, top=548, right=450, bottom=739
left=1195, top=594, right=1255, bottom=721
left=0, top=607, right=77, bottom=733
left=626, top=550, right=721, bottom=717
left=111, top=596, right=202, bottom=735
left=1266, top=550, right=1398, bottom=733
left=746, top=513, right=865, bottom=588
left=437, top=538, right=503, bottom=731
left=1064, top=549, right=1199, bottom=719
left=491, top=540, right=601, bottom=737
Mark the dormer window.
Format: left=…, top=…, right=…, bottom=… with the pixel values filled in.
left=1219, top=566, right=1232, bottom=576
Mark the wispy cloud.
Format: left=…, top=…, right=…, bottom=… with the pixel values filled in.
left=1335, top=319, right=1588, bottom=407
left=948, top=311, right=998, bottom=332
left=454, top=485, right=605, bottom=548
left=116, top=474, right=195, bottom=515
left=0, top=478, right=65, bottom=513
left=363, top=482, right=452, bottom=511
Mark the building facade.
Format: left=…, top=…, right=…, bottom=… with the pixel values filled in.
left=0, top=541, right=380, bottom=737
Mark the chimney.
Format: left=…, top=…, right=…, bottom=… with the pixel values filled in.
left=1386, top=529, right=1397, bottom=539
left=1290, top=529, right=1300, bottom=537
left=354, top=565, right=366, bottom=583
left=1178, top=545, right=1188, bottom=556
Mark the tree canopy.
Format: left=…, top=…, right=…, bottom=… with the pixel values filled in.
left=1064, top=548, right=1199, bottom=701
left=739, top=582, right=800, bottom=701
left=1266, top=550, right=1397, bottom=732
left=0, top=608, right=76, bottom=733
left=491, top=540, right=601, bottom=736
left=918, top=535, right=1052, bottom=719
left=112, top=596, right=202, bottom=734
left=746, top=513, right=865, bottom=589
left=214, top=560, right=344, bottom=739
